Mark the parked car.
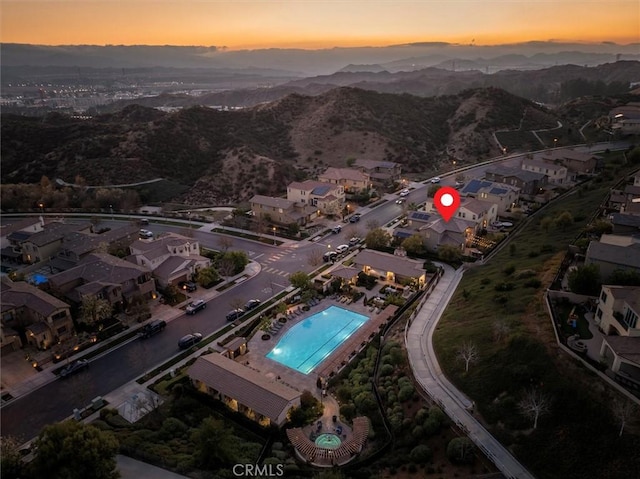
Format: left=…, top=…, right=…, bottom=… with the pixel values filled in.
left=331, top=225, right=342, bottom=234
left=226, top=309, right=245, bottom=321
left=431, top=177, right=441, bottom=183
left=348, top=237, right=361, bottom=246
left=179, top=281, right=197, bottom=292
left=245, top=299, right=261, bottom=311
left=349, top=213, right=361, bottom=223
left=336, top=244, right=349, bottom=254
left=178, top=332, right=203, bottom=349
left=399, top=188, right=410, bottom=197
left=396, top=198, right=405, bottom=205
left=59, top=359, right=89, bottom=378
left=323, top=251, right=338, bottom=263
left=186, top=299, right=206, bottom=315
left=139, top=229, right=153, bottom=239
left=455, top=180, right=465, bottom=189
left=140, top=319, right=166, bottom=338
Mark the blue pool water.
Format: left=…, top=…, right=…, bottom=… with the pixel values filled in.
left=266, top=305, right=369, bottom=374
left=29, top=274, right=48, bottom=285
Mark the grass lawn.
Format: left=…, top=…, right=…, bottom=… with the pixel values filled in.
left=433, top=153, right=640, bottom=479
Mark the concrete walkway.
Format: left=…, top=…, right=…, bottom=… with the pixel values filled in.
left=117, top=455, right=189, bottom=479
left=406, top=263, right=535, bottom=479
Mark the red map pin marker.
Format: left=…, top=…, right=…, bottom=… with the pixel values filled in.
left=434, top=186, right=460, bottom=222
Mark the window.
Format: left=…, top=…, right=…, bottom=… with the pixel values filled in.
left=597, top=308, right=603, bottom=319
left=600, top=291, right=608, bottom=303
left=624, top=308, right=638, bottom=329
left=57, top=326, right=67, bottom=335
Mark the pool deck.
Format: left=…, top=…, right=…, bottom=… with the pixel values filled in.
left=242, top=297, right=397, bottom=396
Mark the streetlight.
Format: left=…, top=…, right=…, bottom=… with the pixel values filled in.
left=38, top=202, right=44, bottom=214
left=272, top=226, right=277, bottom=245
left=187, top=211, right=192, bottom=230
left=553, top=138, right=558, bottom=148
left=109, top=204, right=113, bottom=220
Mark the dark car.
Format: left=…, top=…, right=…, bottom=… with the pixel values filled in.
left=226, top=309, right=245, bottom=321
left=178, top=332, right=203, bottom=349
left=59, top=359, right=89, bottom=378
left=186, top=299, right=206, bottom=315
left=140, top=319, right=166, bottom=338
left=245, top=299, right=261, bottom=311
left=349, top=213, right=361, bottom=223
left=323, top=251, right=338, bottom=263
left=179, top=281, right=197, bottom=292
left=331, top=225, right=342, bottom=234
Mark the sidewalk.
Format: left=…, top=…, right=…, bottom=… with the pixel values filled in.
left=406, top=263, right=535, bottom=479
left=1, top=261, right=262, bottom=406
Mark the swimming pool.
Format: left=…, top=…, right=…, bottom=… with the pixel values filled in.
left=266, top=305, right=369, bottom=374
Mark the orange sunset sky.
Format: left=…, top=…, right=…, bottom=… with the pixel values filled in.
left=1, top=0, right=638, bottom=49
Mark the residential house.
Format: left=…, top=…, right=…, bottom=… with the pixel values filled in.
left=54, top=224, right=140, bottom=267
left=19, top=222, right=92, bottom=264
left=611, top=104, right=640, bottom=135
left=0, top=217, right=44, bottom=265
left=48, top=253, right=155, bottom=308
left=249, top=195, right=317, bottom=226
left=188, top=352, right=301, bottom=427
left=595, top=285, right=640, bottom=385
left=318, top=167, right=371, bottom=194
left=287, top=180, right=345, bottom=217
left=584, top=238, right=640, bottom=281
left=459, top=179, right=520, bottom=216
left=127, top=232, right=210, bottom=288
left=353, top=159, right=402, bottom=187
left=521, top=158, right=568, bottom=185
left=484, top=166, right=548, bottom=196
left=351, top=249, right=427, bottom=286
left=394, top=211, right=476, bottom=253
left=1, top=276, right=74, bottom=351
left=609, top=213, right=640, bottom=236
left=536, top=149, right=598, bottom=176
left=424, top=197, right=497, bottom=229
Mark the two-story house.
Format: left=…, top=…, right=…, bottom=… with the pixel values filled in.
left=425, top=197, right=497, bottom=229
left=317, top=167, right=371, bottom=194
left=521, top=158, right=568, bottom=185
left=484, top=166, right=547, bottom=196
left=287, top=180, right=345, bottom=217
left=127, top=232, right=210, bottom=288
left=48, top=253, right=155, bottom=309
left=584, top=237, right=640, bottom=281
left=393, top=211, right=475, bottom=253
left=353, top=159, right=401, bottom=188
left=249, top=195, right=317, bottom=226
left=536, top=149, right=597, bottom=177
left=595, top=285, right=640, bottom=387
left=460, top=179, right=520, bottom=216
left=19, top=222, right=91, bottom=264
left=1, top=276, right=75, bottom=351
left=0, top=217, right=44, bottom=266
left=55, top=224, right=140, bottom=267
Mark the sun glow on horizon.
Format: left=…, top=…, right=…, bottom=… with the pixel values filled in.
left=1, top=1, right=638, bottom=49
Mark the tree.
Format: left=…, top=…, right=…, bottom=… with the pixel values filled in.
left=402, top=234, right=426, bottom=256
left=365, top=228, right=391, bottom=250
left=221, top=250, right=249, bottom=274
left=196, top=266, right=220, bottom=287
left=456, top=341, right=479, bottom=373
left=307, top=248, right=324, bottom=267
left=492, top=318, right=511, bottom=343
left=79, top=296, right=112, bottom=325
left=438, top=244, right=462, bottom=263
left=1, top=436, right=25, bottom=479
left=446, top=437, right=475, bottom=465
left=191, top=417, right=237, bottom=468
left=30, top=421, right=119, bottom=479
left=554, top=211, right=574, bottom=231
left=540, top=216, right=554, bottom=232
left=568, top=264, right=601, bottom=295
left=608, top=268, right=640, bottom=286
left=427, top=184, right=440, bottom=197
left=586, top=219, right=613, bottom=236
left=289, top=271, right=311, bottom=290
left=346, top=157, right=356, bottom=167
left=611, top=397, right=637, bottom=437
left=410, top=444, right=433, bottom=464
left=217, top=257, right=236, bottom=279
left=518, top=388, right=551, bottom=429
left=217, top=235, right=233, bottom=253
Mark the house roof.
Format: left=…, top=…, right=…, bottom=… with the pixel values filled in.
left=624, top=185, right=640, bottom=197
left=1, top=277, right=70, bottom=317
left=24, top=222, right=89, bottom=247
left=188, top=353, right=300, bottom=424
left=522, top=158, right=566, bottom=172
left=352, top=249, right=425, bottom=278
left=26, top=322, right=50, bottom=335
left=288, top=180, right=340, bottom=197
left=250, top=195, right=295, bottom=210
left=49, top=253, right=150, bottom=288
left=330, top=266, right=360, bottom=280
left=0, top=217, right=41, bottom=237
left=408, top=211, right=432, bottom=223
left=586, top=241, right=640, bottom=269
left=599, top=234, right=640, bottom=247
left=537, top=149, right=596, bottom=164
left=610, top=213, right=640, bottom=228
left=461, top=179, right=494, bottom=195
left=601, top=336, right=640, bottom=366
left=485, top=166, right=546, bottom=183
left=60, top=225, right=139, bottom=257
left=605, top=285, right=640, bottom=314
left=319, top=167, right=368, bottom=182
left=153, top=255, right=199, bottom=279
left=460, top=198, right=491, bottom=215
left=420, top=217, right=476, bottom=235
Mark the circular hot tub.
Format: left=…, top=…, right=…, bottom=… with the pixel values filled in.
left=315, top=433, right=341, bottom=449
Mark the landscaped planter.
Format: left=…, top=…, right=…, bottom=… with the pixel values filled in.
left=261, top=334, right=271, bottom=340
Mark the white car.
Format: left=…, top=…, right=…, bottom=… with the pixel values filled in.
left=335, top=244, right=349, bottom=254
left=396, top=198, right=405, bottom=205
left=431, top=177, right=441, bottom=183
left=399, top=188, right=410, bottom=197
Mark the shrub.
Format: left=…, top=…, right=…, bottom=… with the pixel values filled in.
left=398, top=385, right=415, bottom=402
left=494, top=282, right=515, bottom=292
left=447, top=437, right=475, bottom=465
left=410, top=444, right=433, bottom=464
left=503, top=265, right=516, bottom=276
left=524, top=278, right=542, bottom=288
left=380, top=364, right=394, bottom=376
